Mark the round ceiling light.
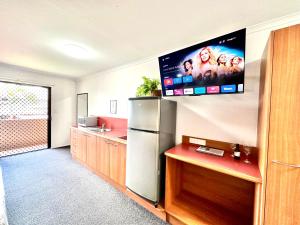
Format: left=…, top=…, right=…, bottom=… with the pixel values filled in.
left=59, top=42, right=96, bottom=60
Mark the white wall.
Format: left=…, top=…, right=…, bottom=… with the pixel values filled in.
left=0, top=64, right=76, bottom=148
left=77, top=13, right=300, bottom=146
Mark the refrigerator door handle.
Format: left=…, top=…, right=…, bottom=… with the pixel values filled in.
left=129, top=127, right=159, bottom=134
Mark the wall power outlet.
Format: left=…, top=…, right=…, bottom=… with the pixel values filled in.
left=190, top=138, right=206, bottom=146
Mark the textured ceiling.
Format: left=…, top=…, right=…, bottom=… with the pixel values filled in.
left=0, top=0, right=299, bottom=78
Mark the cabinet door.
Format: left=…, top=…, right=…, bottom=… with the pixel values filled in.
left=86, top=134, right=97, bottom=170
left=78, top=132, right=87, bottom=163
left=264, top=24, right=300, bottom=225
left=70, top=128, right=77, bottom=157
left=109, top=141, right=126, bottom=187
left=96, top=137, right=110, bottom=177
left=75, top=131, right=82, bottom=159
left=265, top=165, right=300, bottom=225
left=96, top=137, right=102, bottom=174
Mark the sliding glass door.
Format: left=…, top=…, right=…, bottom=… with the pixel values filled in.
left=0, top=81, right=51, bottom=157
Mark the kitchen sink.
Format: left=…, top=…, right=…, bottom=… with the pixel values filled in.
left=87, top=127, right=111, bottom=132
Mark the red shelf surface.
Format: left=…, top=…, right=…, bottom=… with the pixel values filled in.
left=165, top=144, right=261, bottom=183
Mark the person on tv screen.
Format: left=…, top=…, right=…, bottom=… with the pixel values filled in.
left=230, top=56, right=243, bottom=73
left=217, top=54, right=229, bottom=74
left=183, top=59, right=194, bottom=76
left=216, top=54, right=229, bottom=84
left=197, top=47, right=217, bottom=82
left=227, top=56, right=244, bottom=83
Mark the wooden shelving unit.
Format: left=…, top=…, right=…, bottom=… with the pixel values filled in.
left=167, top=192, right=251, bottom=225
left=165, top=144, right=261, bottom=183
left=165, top=136, right=261, bottom=225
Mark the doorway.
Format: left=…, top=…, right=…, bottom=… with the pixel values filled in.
left=77, top=93, right=88, bottom=121
left=0, top=81, right=51, bottom=157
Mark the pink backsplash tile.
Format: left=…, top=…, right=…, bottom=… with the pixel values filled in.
left=97, top=117, right=128, bottom=130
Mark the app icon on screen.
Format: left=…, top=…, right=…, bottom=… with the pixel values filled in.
left=194, top=87, right=206, bottom=94
left=174, top=89, right=183, bottom=95
left=184, top=88, right=193, bottom=95
left=238, top=84, right=244, bottom=92
left=182, top=76, right=193, bottom=83
left=166, top=90, right=174, bottom=96
left=207, top=86, right=220, bottom=94
left=173, top=77, right=182, bottom=84
left=164, top=78, right=173, bottom=86
left=221, top=85, right=236, bottom=93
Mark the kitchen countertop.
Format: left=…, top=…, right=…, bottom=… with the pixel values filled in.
left=76, top=126, right=127, bottom=144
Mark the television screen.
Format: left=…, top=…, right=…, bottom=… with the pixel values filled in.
left=158, top=29, right=246, bottom=96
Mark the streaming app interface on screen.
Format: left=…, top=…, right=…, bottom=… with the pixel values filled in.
left=159, top=29, right=245, bottom=96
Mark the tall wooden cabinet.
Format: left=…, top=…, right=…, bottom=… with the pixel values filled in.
left=258, top=24, right=300, bottom=225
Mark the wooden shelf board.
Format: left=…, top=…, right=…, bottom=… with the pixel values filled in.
left=167, top=191, right=252, bottom=225
left=165, top=144, right=262, bottom=183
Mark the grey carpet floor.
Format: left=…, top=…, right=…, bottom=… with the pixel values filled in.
left=0, top=148, right=168, bottom=225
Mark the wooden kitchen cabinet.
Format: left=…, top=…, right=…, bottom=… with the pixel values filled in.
left=70, top=127, right=77, bottom=157
left=96, top=137, right=110, bottom=177
left=258, top=24, right=300, bottom=225
left=109, top=141, right=126, bottom=187
left=86, top=134, right=97, bottom=170
left=70, top=128, right=127, bottom=189
left=96, top=136, right=126, bottom=187
left=77, top=131, right=87, bottom=163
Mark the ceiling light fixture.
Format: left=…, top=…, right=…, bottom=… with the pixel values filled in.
left=57, top=42, right=97, bottom=60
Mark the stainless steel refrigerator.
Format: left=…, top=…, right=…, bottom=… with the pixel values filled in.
left=126, top=97, right=177, bottom=204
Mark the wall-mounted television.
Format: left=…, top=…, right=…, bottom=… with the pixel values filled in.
left=158, top=29, right=246, bottom=96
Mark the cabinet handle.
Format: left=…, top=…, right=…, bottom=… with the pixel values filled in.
left=272, top=160, right=300, bottom=168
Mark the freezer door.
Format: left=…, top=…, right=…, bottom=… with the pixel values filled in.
left=126, top=129, right=160, bottom=202
left=128, top=99, right=160, bottom=132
